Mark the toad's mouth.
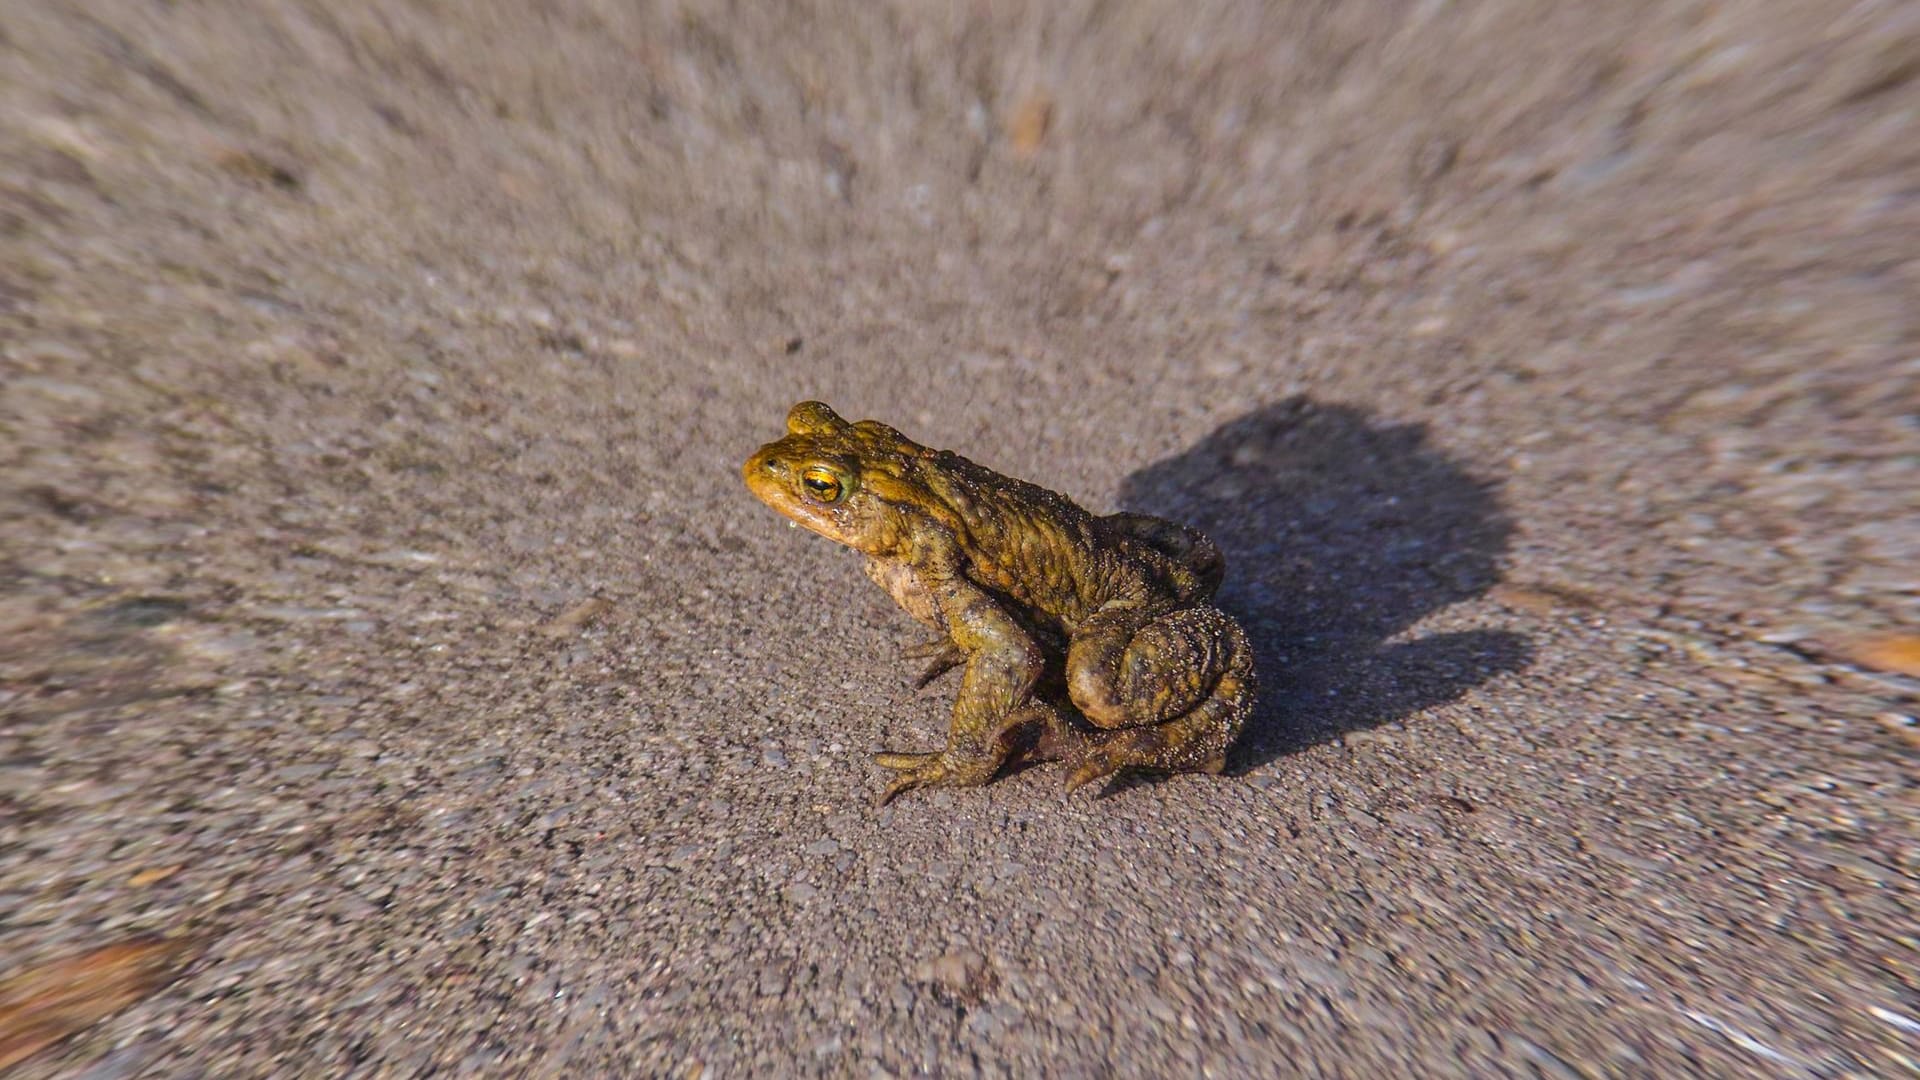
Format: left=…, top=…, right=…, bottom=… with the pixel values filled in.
left=744, top=482, right=842, bottom=545
left=769, top=500, right=834, bottom=536
left=784, top=507, right=860, bottom=550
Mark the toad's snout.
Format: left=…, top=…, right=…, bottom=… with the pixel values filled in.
left=742, top=445, right=787, bottom=501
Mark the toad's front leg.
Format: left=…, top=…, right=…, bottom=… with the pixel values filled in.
left=874, top=576, right=1045, bottom=805
left=900, top=636, right=967, bottom=689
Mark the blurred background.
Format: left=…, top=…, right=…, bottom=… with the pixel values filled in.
left=2, top=1, right=1916, bottom=1076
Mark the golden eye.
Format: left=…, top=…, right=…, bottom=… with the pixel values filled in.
left=801, top=467, right=843, bottom=502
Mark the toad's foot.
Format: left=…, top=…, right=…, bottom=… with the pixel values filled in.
left=901, top=637, right=966, bottom=689
left=1063, top=730, right=1229, bottom=796
left=873, top=701, right=1071, bottom=805
left=873, top=750, right=1000, bottom=807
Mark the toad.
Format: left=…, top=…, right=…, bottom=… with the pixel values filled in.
left=744, top=402, right=1255, bottom=804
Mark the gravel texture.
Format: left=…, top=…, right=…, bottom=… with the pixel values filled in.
left=2, top=1, right=1916, bottom=1076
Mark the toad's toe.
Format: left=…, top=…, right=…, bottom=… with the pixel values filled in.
left=874, top=749, right=942, bottom=771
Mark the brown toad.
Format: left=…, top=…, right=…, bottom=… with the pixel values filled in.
left=744, top=402, right=1255, bottom=804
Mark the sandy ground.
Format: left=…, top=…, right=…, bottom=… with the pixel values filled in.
left=2, top=1, right=1917, bottom=1075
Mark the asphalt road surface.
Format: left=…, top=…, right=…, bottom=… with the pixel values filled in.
left=3, top=1, right=1916, bottom=1076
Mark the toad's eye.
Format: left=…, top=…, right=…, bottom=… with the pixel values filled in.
left=801, top=467, right=844, bottom=503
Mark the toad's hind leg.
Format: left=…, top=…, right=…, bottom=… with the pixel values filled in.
left=1063, top=603, right=1255, bottom=792
left=1100, top=512, right=1225, bottom=601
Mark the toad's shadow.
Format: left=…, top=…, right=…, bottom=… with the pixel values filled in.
left=1119, top=397, right=1529, bottom=770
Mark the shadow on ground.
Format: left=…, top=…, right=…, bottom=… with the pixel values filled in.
left=1120, top=397, right=1530, bottom=771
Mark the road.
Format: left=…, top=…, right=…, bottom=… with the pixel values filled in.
left=2, top=1, right=1916, bottom=1075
